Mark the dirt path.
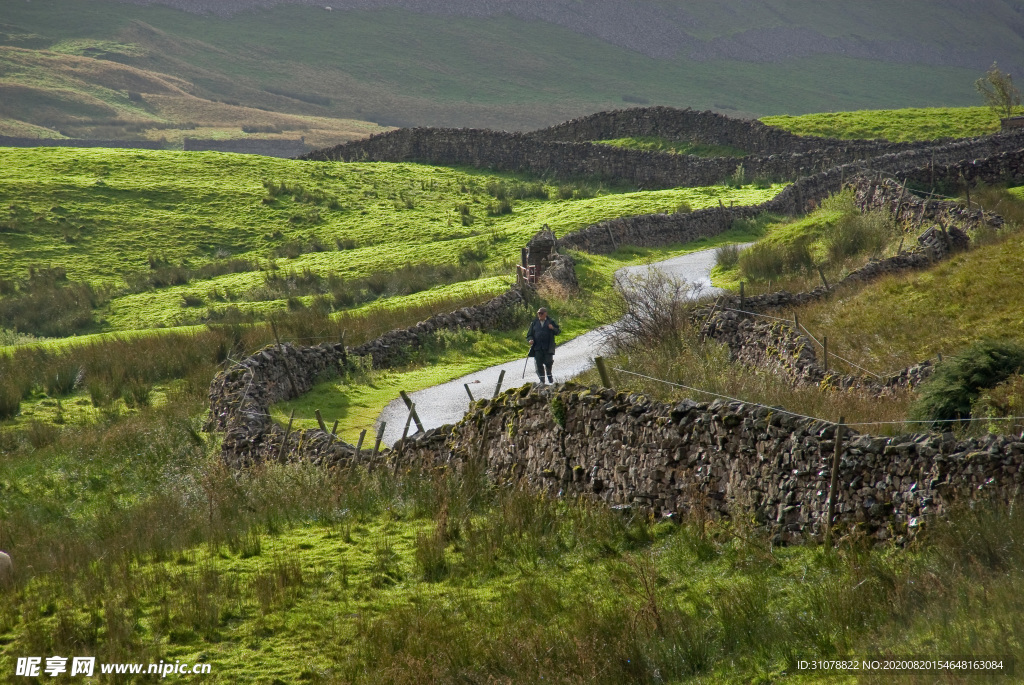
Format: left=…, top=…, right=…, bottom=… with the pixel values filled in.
left=374, top=245, right=737, bottom=445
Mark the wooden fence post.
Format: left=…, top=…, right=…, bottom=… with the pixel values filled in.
left=699, top=296, right=722, bottom=342
left=492, top=369, right=506, bottom=398
left=355, top=429, right=366, bottom=454
left=277, top=410, right=295, bottom=464
left=372, top=421, right=386, bottom=459
left=397, top=405, right=415, bottom=461
left=894, top=179, right=907, bottom=221
left=464, top=383, right=475, bottom=402
left=824, top=417, right=846, bottom=546
left=595, top=357, right=614, bottom=390
left=315, top=409, right=328, bottom=434
left=399, top=390, right=424, bottom=434
left=817, top=266, right=830, bottom=291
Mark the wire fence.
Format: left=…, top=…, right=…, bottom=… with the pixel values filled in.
left=844, top=164, right=967, bottom=202
left=611, top=366, right=1024, bottom=430
left=718, top=306, right=890, bottom=379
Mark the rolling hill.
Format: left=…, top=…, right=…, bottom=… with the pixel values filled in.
left=1, top=0, right=1022, bottom=139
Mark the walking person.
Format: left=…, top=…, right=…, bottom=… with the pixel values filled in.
left=526, top=307, right=561, bottom=385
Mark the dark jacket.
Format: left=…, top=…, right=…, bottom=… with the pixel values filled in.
left=526, top=316, right=561, bottom=353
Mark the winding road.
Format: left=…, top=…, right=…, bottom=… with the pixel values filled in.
left=374, top=245, right=740, bottom=445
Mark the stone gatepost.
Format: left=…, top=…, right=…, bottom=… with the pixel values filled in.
left=519, top=225, right=558, bottom=284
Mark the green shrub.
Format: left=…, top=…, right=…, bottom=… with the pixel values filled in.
left=910, top=340, right=1024, bottom=424
left=0, top=278, right=99, bottom=337
left=714, top=243, right=741, bottom=270
left=728, top=163, right=746, bottom=188
left=549, top=396, right=567, bottom=427
left=0, top=381, right=20, bottom=420
left=414, top=526, right=450, bottom=582
left=24, top=419, right=60, bottom=449
left=485, top=180, right=509, bottom=200
left=122, top=376, right=153, bottom=408
left=43, top=361, right=82, bottom=397
left=823, top=209, right=894, bottom=263
left=509, top=181, right=548, bottom=200
left=971, top=373, right=1024, bottom=434
left=456, top=202, right=475, bottom=226
left=487, top=198, right=514, bottom=216
left=555, top=182, right=598, bottom=201
left=458, top=245, right=489, bottom=265
left=738, top=238, right=814, bottom=281
left=181, top=293, right=205, bottom=308
left=88, top=379, right=112, bottom=408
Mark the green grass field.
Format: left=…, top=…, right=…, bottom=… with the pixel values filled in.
left=794, top=217, right=1024, bottom=373
left=761, top=106, right=1004, bottom=142
left=271, top=224, right=768, bottom=443
left=709, top=185, right=1024, bottom=374
left=596, top=137, right=748, bottom=158
left=3, top=418, right=1022, bottom=683
left=0, top=146, right=785, bottom=332
left=3, top=100, right=1024, bottom=682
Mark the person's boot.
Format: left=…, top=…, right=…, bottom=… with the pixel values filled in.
left=547, top=372, right=554, bottom=384
left=537, top=375, right=546, bottom=385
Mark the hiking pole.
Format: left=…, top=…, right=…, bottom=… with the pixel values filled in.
left=522, top=355, right=529, bottom=379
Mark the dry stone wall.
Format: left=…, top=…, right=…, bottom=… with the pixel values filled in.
left=525, top=106, right=891, bottom=154
left=300, top=111, right=1024, bottom=191
left=558, top=147, right=1015, bottom=255
left=394, top=384, right=1024, bottom=544
left=690, top=175, right=994, bottom=395
left=208, top=108, right=1024, bottom=542
left=348, top=286, right=529, bottom=368
left=703, top=309, right=936, bottom=396
left=0, top=136, right=169, bottom=150
left=209, top=283, right=535, bottom=466
left=208, top=341, right=352, bottom=468
left=184, top=138, right=311, bottom=158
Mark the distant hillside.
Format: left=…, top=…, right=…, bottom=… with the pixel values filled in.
left=1, top=0, right=1021, bottom=135
left=116, top=0, right=1024, bottom=69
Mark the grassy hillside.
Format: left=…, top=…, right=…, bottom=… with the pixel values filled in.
left=761, top=106, right=1004, bottom=142
left=3, top=97, right=1024, bottom=682
left=3, top=406, right=1022, bottom=683
left=0, top=147, right=784, bottom=332
left=793, top=203, right=1024, bottom=372
left=0, top=0, right=1002, bottom=134
left=706, top=184, right=1024, bottom=399
left=0, top=45, right=387, bottom=146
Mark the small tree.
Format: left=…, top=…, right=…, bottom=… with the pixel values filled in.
left=975, top=62, right=1022, bottom=119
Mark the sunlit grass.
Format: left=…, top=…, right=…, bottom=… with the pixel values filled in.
left=762, top=105, right=1002, bottom=142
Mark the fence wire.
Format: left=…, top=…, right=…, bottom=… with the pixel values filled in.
left=611, top=366, right=1024, bottom=429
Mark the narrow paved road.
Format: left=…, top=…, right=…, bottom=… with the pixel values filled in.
left=374, top=245, right=739, bottom=445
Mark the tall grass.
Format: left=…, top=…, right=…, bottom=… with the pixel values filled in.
left=3, top=437, right=1023, bottom=682
left=737, top=236, right=815, bottom=280
left=0, top=272, right=105, bottom=338
left=584, top=270, right=914, bottom=429
left=791, top=190, right=1024, bottom=376
left=0, top=290, right=499, bottom=426
left=249, top=259, right=490, bottom=308
left=715, top=189, right=897, bottom=285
